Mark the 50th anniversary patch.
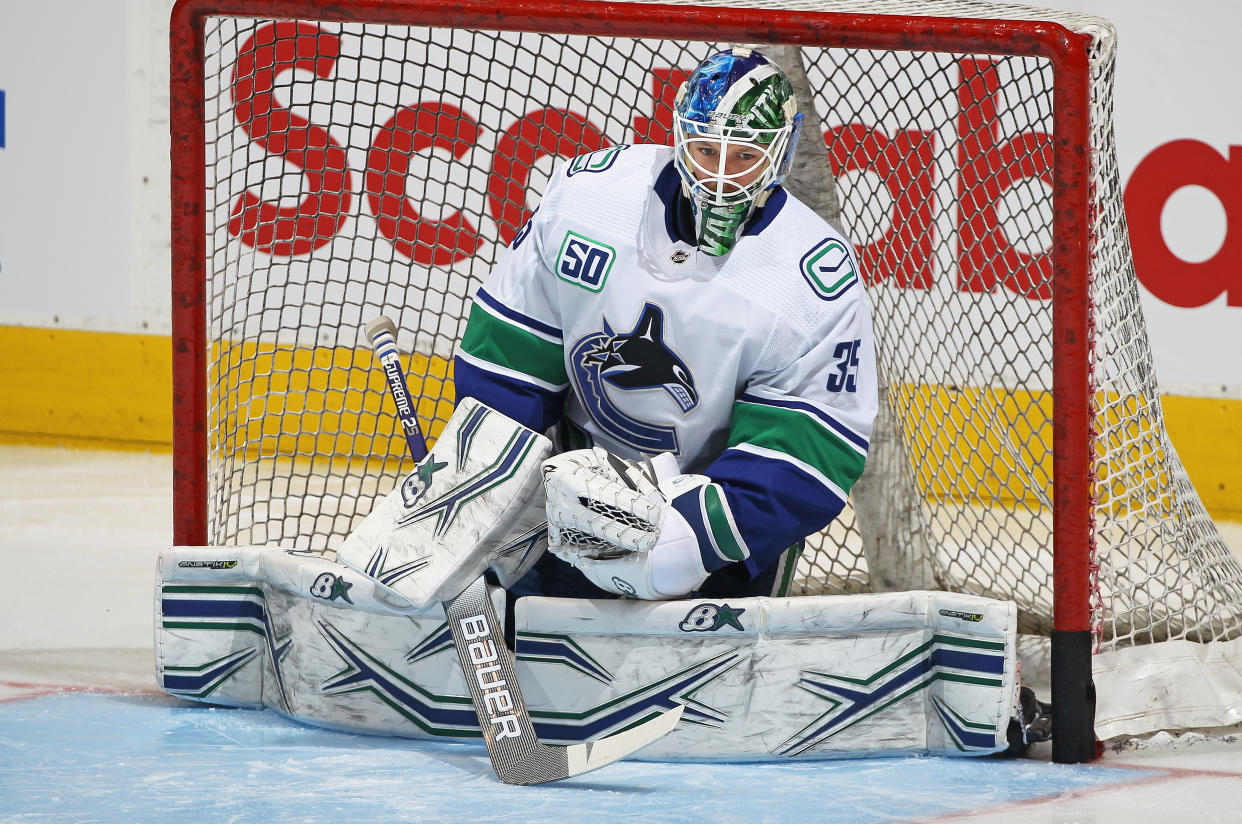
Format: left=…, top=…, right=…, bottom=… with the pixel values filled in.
left=557, top=232, right=616, bottom=292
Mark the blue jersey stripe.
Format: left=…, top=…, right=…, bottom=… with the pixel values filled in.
left=475, top=287, right=563, bottom=340
left=670, top=487, right=731, bottom=572
left=453, top=355, right=566, bottom=433
left=706, top=448, right=848, bottom=576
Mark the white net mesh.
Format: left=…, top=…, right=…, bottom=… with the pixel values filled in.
left=184, top=3, right=1240, bottom=710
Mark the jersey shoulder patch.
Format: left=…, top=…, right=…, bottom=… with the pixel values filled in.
left=510, top=206, right=538, bottom=250
left=565, top=145, right=629, bottom=176
left=555, top=230, right=616, bottom=292
left=799, top=236, right=859, bottom=301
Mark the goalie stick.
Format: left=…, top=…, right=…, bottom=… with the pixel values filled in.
left=365, top=315, right=683, bottom=785
left=368, top=316, right=429, bottom=462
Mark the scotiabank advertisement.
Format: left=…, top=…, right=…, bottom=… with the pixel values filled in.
left=0, top=0, right=1239, bottom=400
left=1066, top=0, right=1242, bottom=399
left=0, top=1, right=136, bottom=328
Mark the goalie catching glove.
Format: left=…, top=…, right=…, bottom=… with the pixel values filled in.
left=542, top=448, right=716, bottom=599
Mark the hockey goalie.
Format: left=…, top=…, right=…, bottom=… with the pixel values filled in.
left=158, top=397, right=1042, bottom=762
left=155, top=47, right=1049, bottom=767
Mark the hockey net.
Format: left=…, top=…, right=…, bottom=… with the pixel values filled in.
left=170, top=0, right=1242, bottom=758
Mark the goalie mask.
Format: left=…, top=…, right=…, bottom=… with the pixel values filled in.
left=673, top=48, right=803, bottom=256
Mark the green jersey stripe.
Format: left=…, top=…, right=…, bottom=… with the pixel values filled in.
left=728, top=400, right=867, bottom=489
left=703, top=484, right=748, bottom=561
left=459, top=302, right=568, bottom=387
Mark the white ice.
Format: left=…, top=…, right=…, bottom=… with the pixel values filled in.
left=3, top=443, right=1242, bottom=823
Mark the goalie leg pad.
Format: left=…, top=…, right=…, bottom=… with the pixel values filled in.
left=155, top=545, right=506, bottom=725
left=337, top=398, right=552, bottom=611
left=515, top=589, right=1020, bottom=759
left=156, top=546, right=1020, bottom=760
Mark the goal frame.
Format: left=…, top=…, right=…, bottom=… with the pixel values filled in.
left=169, top=0, right=1096, bottom=762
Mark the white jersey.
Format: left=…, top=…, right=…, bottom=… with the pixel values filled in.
left=455, top=144, right=877, bottom=579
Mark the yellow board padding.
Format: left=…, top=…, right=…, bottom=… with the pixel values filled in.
left=209, top=338, right=455, bottom=474
left=0, top=324, right=1238, bottom=519
left=1162, top=395, right=1242, bottom=514
left=0, top=325, right=173, bottom=447
left=889, top=383, right=1052, bottom=510
left=891, top=384, right=1239, bottom=519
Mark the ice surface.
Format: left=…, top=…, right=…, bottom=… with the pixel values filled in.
left=4, top=445, right=1242, bottom=823
left=0, top=693, right=1143, bottom=824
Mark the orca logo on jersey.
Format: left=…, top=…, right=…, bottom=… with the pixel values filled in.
left=569, top=302, right=698, bottom=455
left=589, top=304, right=697, bottom=409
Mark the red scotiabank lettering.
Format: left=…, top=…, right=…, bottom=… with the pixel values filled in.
left=488, top=108, right=611, bottom=246
left=221, top=34, right=1086, bottom=305
left=366, top=103, right=483, bottom=267
left=1124, top=140, right=1242, bottom=307
left=226, top=32, right=1239, bottom=309
left=227, top=23, right=612, bottom=259
left=825, top=123, right=936, bottom=290
left=632, top=68, right=692, bottom=145
left=955, top=58, right=1054, bottom=300
left=229, top=22, right=353, bottom=257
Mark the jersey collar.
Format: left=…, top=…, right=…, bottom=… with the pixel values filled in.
left=653, top=160, right=788, bottom=248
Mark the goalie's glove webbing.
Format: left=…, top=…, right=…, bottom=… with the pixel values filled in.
left=543, top=448, right=713, bottom=599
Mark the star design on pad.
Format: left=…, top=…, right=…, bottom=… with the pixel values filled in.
left=331, top=576, right=354, bottom=604
left=713, top=604, right=746, bottom=631
left=417, top=455, right=447, bottom=486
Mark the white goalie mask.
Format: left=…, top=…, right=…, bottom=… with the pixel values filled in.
left=673, top=48, right=803, bottom=256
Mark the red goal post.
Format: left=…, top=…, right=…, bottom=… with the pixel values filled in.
left=169, top=0, right=1241, bottom=765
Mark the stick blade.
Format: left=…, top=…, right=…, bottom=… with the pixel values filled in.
left=444, top=576, right=683, bottom=786
left=494, top=704, right=684, bottom=786
left=563, top=705, right=685, bottom=778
